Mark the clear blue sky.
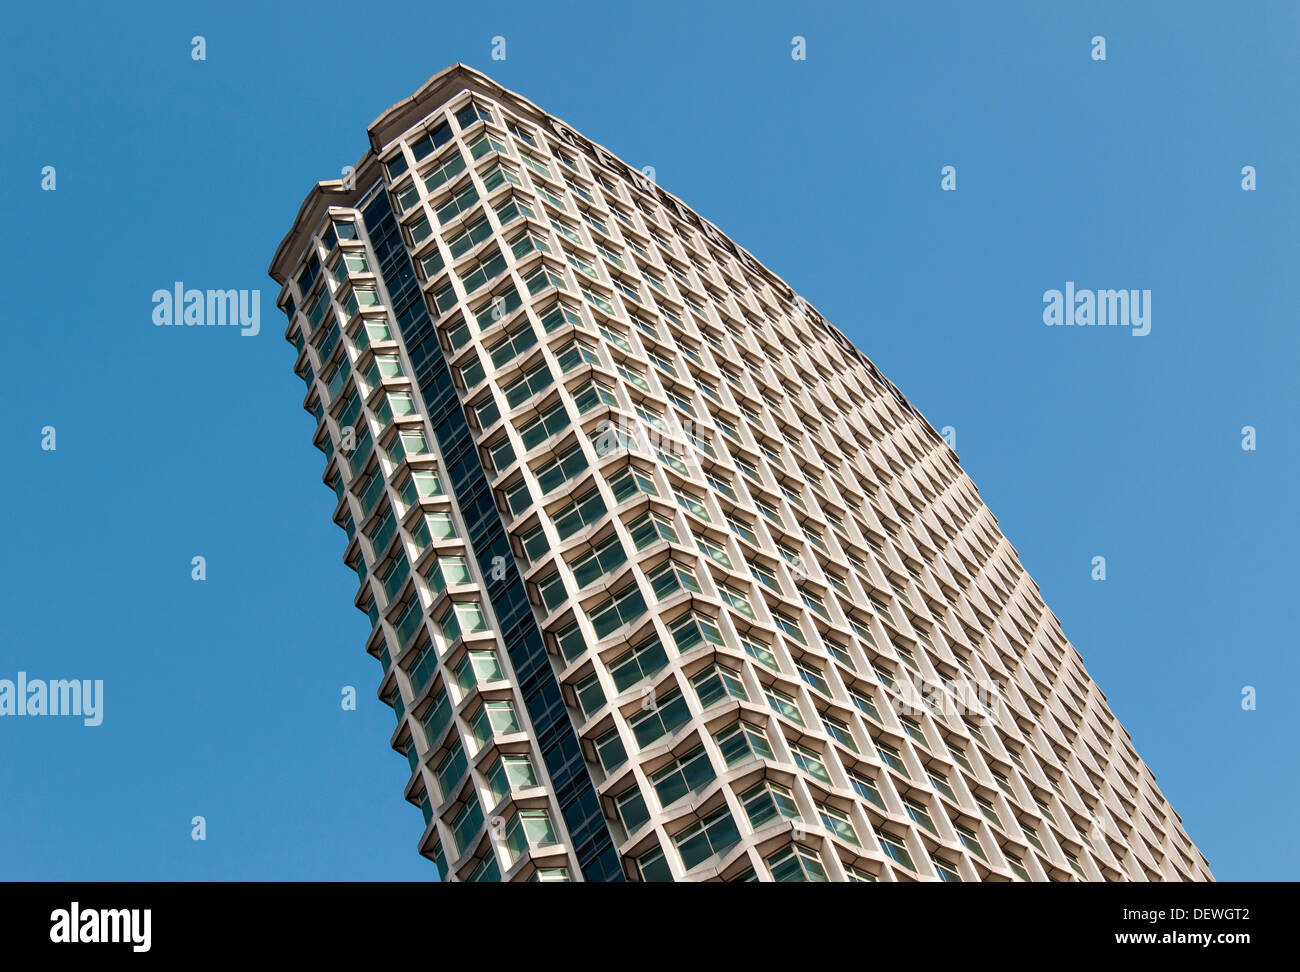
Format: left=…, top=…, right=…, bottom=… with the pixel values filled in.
left=1, top=0, right=1294, bottom=881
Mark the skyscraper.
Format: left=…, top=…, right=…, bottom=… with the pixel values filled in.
left=269, top=64, right=1210, bottom=882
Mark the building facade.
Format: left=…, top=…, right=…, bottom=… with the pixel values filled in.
left=269, top=64, right=1210, bottom=882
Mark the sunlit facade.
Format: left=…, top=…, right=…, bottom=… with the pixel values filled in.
left=269, top=64, right=1210, bottom=883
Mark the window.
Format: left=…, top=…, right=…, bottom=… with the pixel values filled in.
left=573, top=377, right=618, bottom=415
left=409, top=121, right=453, bottom=161
left=435, top=182, right=480, bottom=225
left=568, top=534, right=627, bottom=589
left=929, top=768, right=956, bottom=801
left=421, top=685, right=453, bottom=744
left=741, top=780, right=799, bottom=829
left=726, top=515, right=758, bottom=546
left=455, top=350, right=486, bottom=388
left=740, top=636, right=778, bottom=671
left=822, top=714, right=858, bottom=752
left=551, top=620, right=586, bottom=665
left=615, top=361, right=650, bottom=393
left=517, top=400, right=570, bottom=451
left=975, top=794, right=1001, bottom=828
left=503, top=360, right=553, bottom=408
left=800, top=589, right=829, bottom=619
left=636, top=845, right=673, bottom=882
left=673, top=806, right=740, bottom=871
left=705, top=473, right=736, bottom=501
left=849, top=771, right=887, bottom=811
left=497, top=191, right=541, bottom=230
left=519, top=149, right=553, bottom=180
left=488, top=320, right=539, bottom=368
left=900, top=717, right=929, bottom=751
left=564, top=248, right=598, bottom=281
left=608, top=465, right=657, bottom=502
left=956, top=823, right=987, bottom=862
left=503, top=809, right=556, bottom=863
left=464, top=853, right=499, bottom=882
left=647, top=559, right=701, bottom=599
left=553, top=486, right=606, bottom=539
left=934, top=856, right=963, bottom=882
left=434, top=743, right=468, bottom=801
left=594, top=726, right=626, bottom=772
left=522, top=262, right=566, bottom=295
left=468, top=131, right=509, bottom=160
left=627, top=510, right=678, bottom=550
left=574, top=672, right=605, bottom=718
left=766, top=845, right=828, bottom=882
left=423, top=151, right=468, bottom=198
left=649, top=745, right=714, bottom=808
left=796, top=663, right=830, bottom=696
left=763, top=684, right=804, bottom=725
left=608, top=634, right=668, bottom=692
left=904, top=796, right=938, bottom=836
left=616, top=787, right=650, bottom=834
left=672, top=487, right=709, bottom=521
left=481, top=160, right=522, bottom=193
left=691, top=663, right=748, bottom=708
left=447, top=216, right=494, bottom=260
left=772, top=609, right=806, bottom=644
left=588, top=583, right=647, bottom=639
left=629, top=690, right=691, bottom=747
left=748, top=560, right=777, bottom=591
left=816, top=802, right=860, bottom=845
left=555, top=336, right=601, bottom=373
left=397, top=468, right=441, bottom=507
left=485, top=753, right=536, bottom=803
left=455, top=100, right=493, bottom=129
left=468, top=699, right=519, bottom=745
left=876, top=741, right=909, bottom=777
left=670, top=613, right=723, bottom=654
left=697, top=536, right=732, bottom=569
left=505, top=120, right=535, bottom=145
left=949, top=744, right=974, bottom=774
left=449, top=796, right=485, bottom=858
left=534, top=441, right=588, bottom=494
left=509, top=227, right=551, bottom=259
left=715, top=721, right=774, bottom=766
left=719, top=584, right=755, bottom=620
left=878, top=831, right=916, bottom=872
left=792, top=744, right=831, bottom=784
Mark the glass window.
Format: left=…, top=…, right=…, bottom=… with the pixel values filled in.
left=816, top=802, right=860, bottom=846
left=691, top=664, right=748, bottom=708
left=673, top=807, right=740, bottom=871
left=741, top=780, right=799, bottom=829
left=765, top=845, right=828, bottom=882
left=588, top=583, right=647, bottom=639
left=608, top=635, right=668, bottom=692
left=715, top=721, right=773, bottom=766
left=649, top=745, right=714, bottom=808
left=629, top=690, right=691, bottom=747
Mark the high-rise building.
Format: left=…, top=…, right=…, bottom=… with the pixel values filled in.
left=269, top=64, right=1210, bottom=882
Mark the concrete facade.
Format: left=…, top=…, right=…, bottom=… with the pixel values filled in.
left=269, top=64, right=1211, bottom=882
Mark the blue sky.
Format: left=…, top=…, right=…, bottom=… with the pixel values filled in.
left=1, top=0, right=1294, bottom=881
